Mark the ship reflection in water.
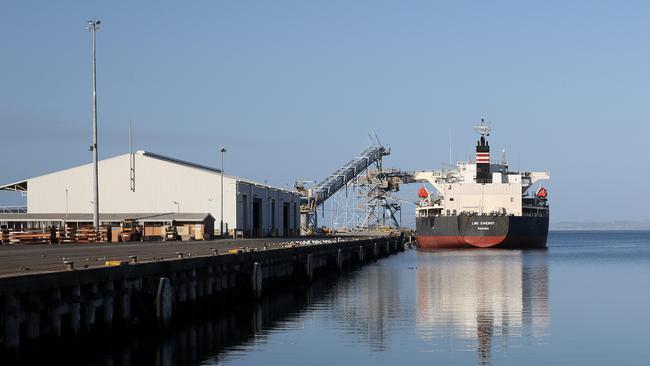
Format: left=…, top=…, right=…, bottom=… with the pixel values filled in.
left=25, top=250, right=550, bottom=365
left=415, top=250, right=549, bottom=365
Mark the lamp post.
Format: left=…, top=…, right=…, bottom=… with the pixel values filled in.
left=220, top=147, right=226, bottom=237
left=65, top=189, right=69, bottom=218
left=87, top=19, right=101, bottom=230
left=64, top=188, right=69, bottom=227
left=172, top=201, right=179, bottom=213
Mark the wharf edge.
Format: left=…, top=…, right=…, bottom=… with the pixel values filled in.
left=0, top=235, right=407, bottom=353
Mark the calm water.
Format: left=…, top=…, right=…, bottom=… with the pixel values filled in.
left=29, top=231, right=649, bottom=365
left=202, top=231, right=650, bottom=366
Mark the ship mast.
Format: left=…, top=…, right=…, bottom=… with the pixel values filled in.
left=474, top=119, right=491, bottom=183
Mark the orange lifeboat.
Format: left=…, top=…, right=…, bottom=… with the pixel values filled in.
left=536, top=187, right=548, bottom=199
left=418, top=187, right=429, bottom=198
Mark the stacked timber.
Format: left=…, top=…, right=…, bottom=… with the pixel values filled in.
left=59, top=226, right=110, bottom=243
left=0, top=229, right=8, bottom=244
left=99, top=226, right=111, bottom=242
left=59, top=226, right=77, bottom=243
left=7, top=228, right=56, bottom=244
left=74, top=227, right=99, bottom=243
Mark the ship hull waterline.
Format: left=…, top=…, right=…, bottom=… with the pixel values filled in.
left=416, top=215, right=549, bottom=249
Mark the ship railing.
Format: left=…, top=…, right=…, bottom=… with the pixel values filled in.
left=416, top=206, right=443, bottom=218
left=523, top=205, right=549, bottom=210
left=522, top=205, right=549, bottom=217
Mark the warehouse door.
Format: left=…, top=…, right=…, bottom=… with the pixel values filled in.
left=271, top=199, right=276, bottom=236
left=283, top=203, right=290, bottom=237
left=253, top=198, right=262, bottom=237
left=242, top=194, right=248, bottom=236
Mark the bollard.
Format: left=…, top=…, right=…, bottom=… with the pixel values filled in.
left=176, top=252, right=183, bottom=259
left=211, top=248, right=219, bottom=256
left=129, top=255, right=138, bottom=264
left=64, top=260, right=74, bottom=271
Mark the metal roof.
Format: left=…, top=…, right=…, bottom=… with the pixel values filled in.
left=0, top=151, right=297, bottom=194
left=137, top=151, right=295, bottom=191
left=0, top=212, right=214, bottom=222
left=137, top=151, right=222, bottom=174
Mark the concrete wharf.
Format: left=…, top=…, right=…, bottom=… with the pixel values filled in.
left=0, top=235, right=406, bottom=355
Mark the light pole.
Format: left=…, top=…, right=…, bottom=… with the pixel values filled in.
left=220, top=147, right=226, bottom=237
left=172, top=201, right=179, bottom=213
left=65, top=189, right=69, bottom=219
left=64, top=188, right=69, bottom=227
left=87, top=19, right=101, bottom=230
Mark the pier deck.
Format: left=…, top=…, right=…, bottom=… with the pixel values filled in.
left=0, top=235, right=406, bottom=354
left=0, top=237, right=341, bottom=277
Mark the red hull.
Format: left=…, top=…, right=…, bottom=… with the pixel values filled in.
left=417, top=235, right=507, bottom=249
left=416, top=215, right=549, bottom=250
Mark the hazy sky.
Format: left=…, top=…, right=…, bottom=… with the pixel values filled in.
left=1, top=0, right=649, bottom=223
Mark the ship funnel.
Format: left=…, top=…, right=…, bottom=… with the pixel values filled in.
left=475, top=119, right=491, bottom=183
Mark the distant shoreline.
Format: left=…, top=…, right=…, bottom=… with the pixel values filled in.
left=551, top=222, right=650, bottom=231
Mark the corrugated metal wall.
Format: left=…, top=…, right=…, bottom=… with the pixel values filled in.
left=24, top=152, right=301, bottom=237
left=27, top=153, right=235, bottom=232
left=236, top=182, right=300, bottom=237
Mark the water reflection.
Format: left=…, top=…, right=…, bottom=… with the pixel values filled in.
left=16, top=251, right=550, bottom=365
left=13, top=279, right=336, bottom=366
left=154, top=288, right=319, bottom=366
left=325, top=263, right=403, bottom=351
left=415, top=250, right=549, bottom=365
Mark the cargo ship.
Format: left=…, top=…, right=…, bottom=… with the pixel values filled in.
left=415, top=120, right=550, bottom=249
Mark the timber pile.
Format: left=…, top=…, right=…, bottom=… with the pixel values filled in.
left=59, top=226, right=74, bottom=243
left=74, top=227, right=99, bottom=243
left=7, top=228, right=56, bottom=244
left=0, top=226, right=112, bottom=245
left=99, top=226, right=111, bottom=242
left=60, top=226, right=110, bottom=243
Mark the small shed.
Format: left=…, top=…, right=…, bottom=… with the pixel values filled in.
left=0, top=212, right=215, bottom=241
left=138, top=213, right=215, bottom=241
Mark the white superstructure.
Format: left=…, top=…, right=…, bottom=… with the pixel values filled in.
left=416, top=163, right=549, bottom=216
left=415, top=121, right=550, bottom=218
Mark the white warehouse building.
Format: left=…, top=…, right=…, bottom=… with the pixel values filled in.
left=0, top=151, right=301, bottom=237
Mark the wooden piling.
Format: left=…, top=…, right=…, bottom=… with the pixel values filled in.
left=252, top=262, right=262, bottom=299
left=155, top=277, right=173, bottom=329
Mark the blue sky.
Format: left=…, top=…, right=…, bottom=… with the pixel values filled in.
left=1, top=0, right=649, bottom=223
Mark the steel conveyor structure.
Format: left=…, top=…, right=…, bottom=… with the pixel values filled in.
left=298, top=145, right=390, bottom=234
